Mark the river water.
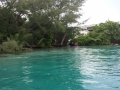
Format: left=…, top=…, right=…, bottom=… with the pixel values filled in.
left=0, top=46, right=120, bottom=90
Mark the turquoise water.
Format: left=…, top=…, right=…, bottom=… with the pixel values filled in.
left=0, top=46, right=120, bottom=90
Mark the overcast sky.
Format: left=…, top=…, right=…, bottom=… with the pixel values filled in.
left=80, top=0, right=120, bottom=25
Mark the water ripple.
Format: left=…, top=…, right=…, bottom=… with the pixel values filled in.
left=0, top=46, right=120, bottom=90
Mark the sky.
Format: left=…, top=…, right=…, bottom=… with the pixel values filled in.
left=80, top=0, right=120, bottom=25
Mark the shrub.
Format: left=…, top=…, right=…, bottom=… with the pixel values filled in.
left=0, top=39, right=22, bottom=54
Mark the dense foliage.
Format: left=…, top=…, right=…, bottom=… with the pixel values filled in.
left=0, top=0, right=85, bottom=53
left=0, top=38, right=22, bottom=54
left=73, top=21, right=120, bottom=46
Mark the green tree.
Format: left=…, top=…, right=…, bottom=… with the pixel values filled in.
left=0, top=0, right=85, bottom=49
left=26, top=0, right=85, bottom=46
left=0, top=0, right=27, bottom=43
left=49, top=0, right=85, bottom=45
left=75, top=21, right=120, bottom=45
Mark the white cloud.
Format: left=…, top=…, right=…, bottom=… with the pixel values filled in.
left=80, top=0, right=120, bottom=25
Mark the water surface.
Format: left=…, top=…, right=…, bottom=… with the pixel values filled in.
left=0, top=46, right=120, bottom=90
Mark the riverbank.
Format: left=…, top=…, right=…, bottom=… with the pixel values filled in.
left=0, top=43, right=120, bottom=57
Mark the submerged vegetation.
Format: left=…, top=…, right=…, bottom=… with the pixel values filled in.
left=0, top=0, right=85, bottom=54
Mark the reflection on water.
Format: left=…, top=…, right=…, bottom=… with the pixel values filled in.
left=73, top=46, right=120, bottom=90
left=0, top=46, right=120, bottom=90
left=22, top=66, right=33, bottom=84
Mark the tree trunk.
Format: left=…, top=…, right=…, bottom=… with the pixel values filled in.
left=37, top=31, right=47, bottom=45
left=37, top=38, right=44, bottom=45
left=60, top=32, right=67, bottom=46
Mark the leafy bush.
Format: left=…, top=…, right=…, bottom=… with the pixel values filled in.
left=39, top=42, right=45, bottom=48
left=0, top=39, right=22, bottom=54
left=72, top=21, right=120, bottom=46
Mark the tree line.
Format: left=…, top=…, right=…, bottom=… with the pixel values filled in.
left=0, top=0, right=85, bottom=54
left=73, top=21, right=120, bottom=46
